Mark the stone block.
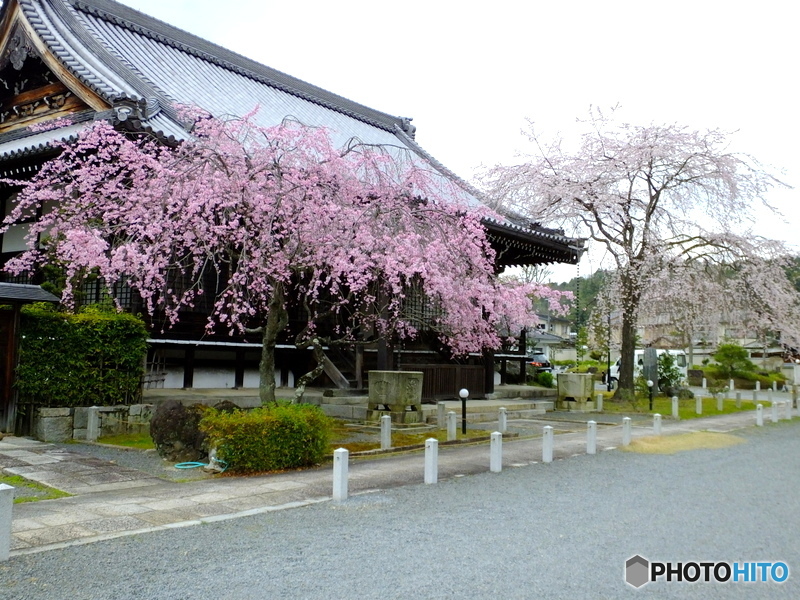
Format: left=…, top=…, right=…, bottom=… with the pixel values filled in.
left=367, top=370, right=423, bottom=423
left=73, top=407, right=89, bottom=429
left=35, top=415, right=73, bottom=443
left=73, top=428, right=88, bottom=440
left=37, top=407, right=71, bottom=418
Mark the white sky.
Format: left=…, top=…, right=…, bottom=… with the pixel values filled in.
left=117, top=0, right=798, bottom=283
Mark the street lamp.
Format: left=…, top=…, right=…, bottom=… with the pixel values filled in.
left=647, top=379, right=654, bottom=411
left=459, top=388, right=469, bottom=435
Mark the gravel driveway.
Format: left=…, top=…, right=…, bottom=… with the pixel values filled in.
left=3, top=422, right=799, bottom=599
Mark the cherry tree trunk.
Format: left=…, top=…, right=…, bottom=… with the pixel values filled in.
left=259, top=282, right=288, bottom=405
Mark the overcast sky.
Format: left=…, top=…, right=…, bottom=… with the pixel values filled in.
left=116, top=0, right=798, bottom=282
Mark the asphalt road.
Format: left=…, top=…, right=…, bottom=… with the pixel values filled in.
left=2, top=421, right=799, bottom=599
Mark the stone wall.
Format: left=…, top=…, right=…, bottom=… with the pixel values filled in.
left=34, top=405, right=154, bottom=443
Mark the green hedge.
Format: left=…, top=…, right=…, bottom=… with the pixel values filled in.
left=17, top=304, right=148, bottom=407
left=200, top=404, right=333, bottom=473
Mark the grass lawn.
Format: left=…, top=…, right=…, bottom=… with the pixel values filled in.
left=329, top=421, right=491, bottom=453
left=97, top=432, right=155, bottom=449
left=601, top=393, right=770, bottom=420
left=0, top=474, right=71, bottom=503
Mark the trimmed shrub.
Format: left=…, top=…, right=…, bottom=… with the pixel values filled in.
left=534, top=371, right=554, bottom=388
left=200, top=404, right=333, bottom=473
left=17, top=304, right=148, bottom=407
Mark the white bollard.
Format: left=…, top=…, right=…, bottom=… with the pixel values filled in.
left=696, top=395, right=703, bottom=415
left=622, top=417, right=631, bottom=446
left=773, top=381, right=778, bottom=393
left=736, top=392, right=742, bottom=409
left=756, top=404, right=763, bottom=426
left=653, top=413, right=662, bottom=435
left=87, top=406, right=100, bottom=442
left=671, top=396, right=679, bottom=420
left=498, top=407, right=507, bottom=433
left=768, top=391, right=773, bottom=405
left=587, top=421, right=597, bottom=455
left=702, top=377, right=707, bottom=389
left=771, top=401, right=778, bottom=423
left=542, top=425, right=553, bottom=463
left=437, top=402, right=446, bottom=430
left=0, top=483, right=13, bottom=562
left=490, top=431, right=503, bottom=473
left=716, top=393, right=724, bottom=412
left=447, top=411, right=457, bottom=441
left=756, top=380, right=761, bottom=392
left=729, top=379, right=735, bottom=392
left=380, top=415, right=391, bottom=450
left=332, top=448, right=349, bottom=502
left=424, top=438, right=438, bottom=484
left=596, top=393, right=604, bottom=412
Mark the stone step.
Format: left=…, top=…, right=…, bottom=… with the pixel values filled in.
left=486, top=387, right=557, bottom=400
left=425, top=407, right=548, bottom=424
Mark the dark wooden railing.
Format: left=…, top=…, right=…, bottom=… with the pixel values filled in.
left=399, top=364, right=485, bottom=401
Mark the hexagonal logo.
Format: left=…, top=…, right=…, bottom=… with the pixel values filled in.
left=626, top=555, right=650, bottom=588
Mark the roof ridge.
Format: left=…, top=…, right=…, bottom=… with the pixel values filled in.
left=69, top=0, right=404, bottom=133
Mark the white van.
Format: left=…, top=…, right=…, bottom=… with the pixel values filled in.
left=607, top=349, right=688, bottom=390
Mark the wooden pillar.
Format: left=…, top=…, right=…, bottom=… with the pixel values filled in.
left=234, top=349, right=245, bottom=389
left=484, top=349, right=495, bottom=394
left=183, top=347, right=195, bottom=389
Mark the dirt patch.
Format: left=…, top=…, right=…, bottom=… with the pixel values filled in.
left=622, top=431, right=745, bottom=454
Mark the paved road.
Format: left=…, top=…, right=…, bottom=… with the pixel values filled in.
left=2, top=419, right=799, bottom=599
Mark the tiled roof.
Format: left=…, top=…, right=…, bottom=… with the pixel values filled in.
left=0, top=282, right=60, bottom=303
left=1, top=0, right=585, bottom=264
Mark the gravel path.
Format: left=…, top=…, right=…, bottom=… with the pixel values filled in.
left=3, top=421, right=799, bottom=599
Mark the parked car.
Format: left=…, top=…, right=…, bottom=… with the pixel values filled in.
left=526, top=353, right=553, bottom=372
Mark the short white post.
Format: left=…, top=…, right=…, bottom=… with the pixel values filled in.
left=702, top=377, right=707, bottom=389
left=768, top=391, right=773, bottom=405
left=773, top=381, right=778, bottom=393
left=490, top=432, right=502, bottom=473
left=424, top=438, right=438, bottom=484
left=498, top=407, right=507, bottom=433
left=736, top=392, right=742, bottom=409
left=437, top=402, right=446, bottom=430
left=671, top=396, right=679, bottom=420
left=756, top=404, right=763, bottom=426
left=653, top=413, right=662, bottom=435
left=587, top=420, right=597, bottom=455
left=756, top=380, right=761, bottom=392
left=542, top=425, right=553, bottom=463
left=729, top=379, right=735, bottom=392
left=716, top=393, right=724, bottom=412
left=87, top=406, right=100, bottom=442
left=380, top=415, right=391, bottom=450
left=622, top=417, right=631, bottom=446
left=695, top=395, right=703, bottom=415
left=447, top=411, right=457, bottom=441
left=332, top=448, right=349, bottom=502
left=595, top=393, right=604, bottom=412
left=771, top=401, right=778, bottom=423
left=0, top=483, right=13, bottom=562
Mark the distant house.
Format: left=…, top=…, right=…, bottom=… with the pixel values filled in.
left=0, top=0, right=584, bottom=428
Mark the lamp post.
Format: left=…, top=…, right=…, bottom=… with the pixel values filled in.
left=647, top=379, right=654, bottom=411
left=459, top=388, right=469, bottom=435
